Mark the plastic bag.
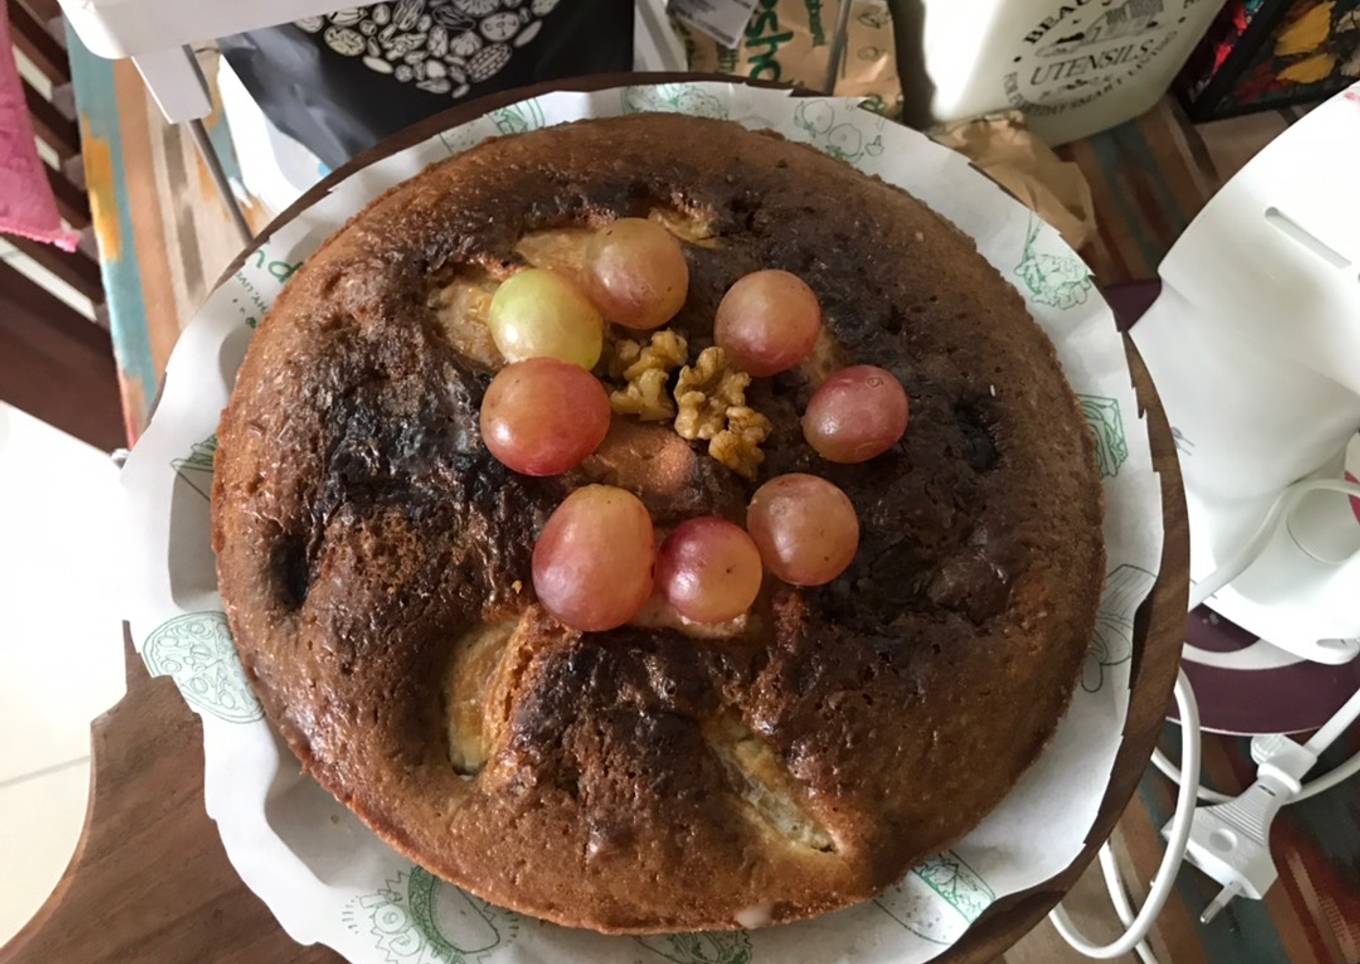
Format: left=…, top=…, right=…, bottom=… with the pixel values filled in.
left=220, top=0, right=633, bottom=169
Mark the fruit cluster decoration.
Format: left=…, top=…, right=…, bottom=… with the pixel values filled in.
left=473, top=216, right=911, bottom=632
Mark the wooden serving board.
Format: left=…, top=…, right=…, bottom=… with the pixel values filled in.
left=0, top=344, right=1185, bottom=964
left=2, top=75, right=1188, bottom=963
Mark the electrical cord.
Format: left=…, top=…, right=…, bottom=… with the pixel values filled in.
left=1151, top=730, right=1360, bottom=806
left=1096, top=845, right=1157, bottom=964
left=1052, top=476, right=1360, bottom=963
left=1186, top=477, right=1360, bottom=611
left=1049, top=669, right=1202, bottom=961
left=1058, top=675, right=1360, bottom=964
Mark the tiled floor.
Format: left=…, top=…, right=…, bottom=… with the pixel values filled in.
left=0, top=403, right=126, bottom=945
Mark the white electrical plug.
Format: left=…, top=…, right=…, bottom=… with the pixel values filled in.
left=1165, top=734, right=1319, bottom=923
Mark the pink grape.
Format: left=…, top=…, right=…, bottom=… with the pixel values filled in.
left=532, top=485, right=655, bottom=631
left=656, top=517, right=763, bottom=623
left=746, top=474, right=859, bottom=586
left=479, top=359, right=610, bottom=476
left=585, top=218, right=689, bottom=330
left=802, top=365, right=909, bottom=463
left=714, top=269, right=822, bottom=377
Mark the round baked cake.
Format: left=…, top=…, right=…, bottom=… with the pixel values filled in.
left=212, top=112, right=1103, bottom=934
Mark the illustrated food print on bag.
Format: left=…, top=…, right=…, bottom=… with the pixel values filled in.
left=219, top=0, right=634, bottom=169
left=673, top=0, right=904, bottom=117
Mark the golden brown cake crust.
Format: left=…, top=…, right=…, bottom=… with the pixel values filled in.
left=212, top=113, right=1104, bottom=933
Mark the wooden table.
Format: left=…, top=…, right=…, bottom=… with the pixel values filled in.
left=0, top=361, right=1186, bottom=964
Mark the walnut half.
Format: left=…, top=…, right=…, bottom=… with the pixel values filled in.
left=675, top=347, right=771, bottom=479
left=608, top=330, right=688, bottom=421
left=711, top=406, right=772, bottom=481
left=674, top=347, right=748, bottom=440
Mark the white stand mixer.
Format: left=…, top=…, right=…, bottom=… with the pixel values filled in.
left=1055, top=83, right=1360, bottom=964
left=1132, top=88, right=1360, bottom=669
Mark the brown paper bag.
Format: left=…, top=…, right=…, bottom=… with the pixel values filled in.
left=674, top=0, right=903, bottom=117
left=931, top=111, right=1097, bottom=251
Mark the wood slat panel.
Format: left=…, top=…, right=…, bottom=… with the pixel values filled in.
left=47, top=78, right=74, bottom=116
left=14, top=0, right=62, bottom=24
left=0, top=260, right=105, bottom=354
left=61, top=152, right=86, bottom=192
left=7, top=0, right=68, bottom=84
left=45, top=164, right=90, bottom=228
left=0, top=261, right=122, bottom=450
left=22, top=79, right=80, bottom=159
left=8, top=234, right=104, bottom=304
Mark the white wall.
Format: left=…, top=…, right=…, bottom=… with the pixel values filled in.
left=0, top=402, right=126, bottom=943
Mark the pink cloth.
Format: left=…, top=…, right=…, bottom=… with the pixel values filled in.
left=0, top=2, right=79, bottom=252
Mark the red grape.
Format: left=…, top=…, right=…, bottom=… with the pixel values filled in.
left=656, top=517, right=763, bottom=623
left=714, top=269, right=822, bottom=377
left=746, top=474, right=859, bottom=586
left=586, top=218, right=689, bottom=330
left=532, top=485, right=655, bottom=631
left=802, top=365, right=909, bottom=463
left=480, top=359, right=610, bottom=476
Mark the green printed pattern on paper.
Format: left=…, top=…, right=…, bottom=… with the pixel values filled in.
left=874, top=850, right=995, bottom=944
left=1084, top=564, right=1157, bottom=693
left=1015, top=217, right=1092, bottom=309
left=142, top=611, right=262, bottom=723
left=636, top=931, right=753, bottom=964
left=912, top=852, right=994, bottom=923
left=343, top=868, right=519, bottom=964
left=623, top=83, right=728, bottom=119
left=792, top=101, right=884, bottom=167
left=248, top=246, right=303, bottom=284
left=1079, top=394, right=1129, bottom=478
left=170, top=433, right=216, bottom=500
left=490, top=98, right=547, bottom=135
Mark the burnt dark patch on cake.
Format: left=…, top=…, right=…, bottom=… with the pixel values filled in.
left=926, top=549, right=1013, bottom=623
left=954, top=400, right=1000, bottom=472
left=270, top=532, right=310, bottom=609
left=284, top=324, right=557, bottom=630
left=498, top=630, right=731, bottom=825
left=748, top=591, right=930, bottom=800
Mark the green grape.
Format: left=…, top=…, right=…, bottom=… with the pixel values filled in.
left=488, top=267, right=603, bottom=369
